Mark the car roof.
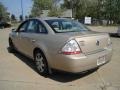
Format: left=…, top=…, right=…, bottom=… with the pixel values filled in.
left=41, top=17, right=67, bottom=20
left=29, top=17, right=67, bottom=21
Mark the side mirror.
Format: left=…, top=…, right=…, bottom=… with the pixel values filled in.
left=19, top=29, right=25, bottom=32
left=12, top=28, right=16, bottom=32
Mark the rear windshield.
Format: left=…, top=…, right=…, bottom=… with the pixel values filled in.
left=45, top=19, right=89, bottom=33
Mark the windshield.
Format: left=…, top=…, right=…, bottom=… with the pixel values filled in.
left=45, top=19, right=89, bottom=33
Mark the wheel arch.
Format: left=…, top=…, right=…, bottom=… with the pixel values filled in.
left=8, top=37, right=13, bottom=46
left=33, top=47, right=49, bottom=64
left=33, top=47, right=52, bottom=74
left=33, top=48, right=44, bottom=59
left=9, top=37, right=12, bottom=42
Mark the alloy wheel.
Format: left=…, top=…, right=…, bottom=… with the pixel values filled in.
left=35, top=51, right=48, bottom=75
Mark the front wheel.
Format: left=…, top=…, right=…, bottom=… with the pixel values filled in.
left=8, top=38, right=15, bottom=53
left=34, top=50, right=49, bottom=75
left=118, top=33, right=120, bottom=37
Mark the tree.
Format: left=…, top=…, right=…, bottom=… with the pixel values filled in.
left=25, top=15, right=28, bottom=20
left=29, top=15, right=33, bottom=18
left=115, top=0, right=120, bottom=24
left=61, top=0, right=72, bottom=9
left=62, top=0, right=98, bottom=19
left=61, top=0, right=120, bottom=24
left=31, top=0, right=52, bottom=17
left=48, top=8, right=63, bottom=17
left=11, top=14, right=16, bottom=21
left=104, top=0, right=120, bottom=24
left=0, top=2, right=10, bottom=21
left=19, top=15, right=23, bottom=21
left=48, top=0, right=64, bottom=17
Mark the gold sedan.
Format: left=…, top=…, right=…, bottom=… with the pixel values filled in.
left=9, top=17, right=112, bottom=75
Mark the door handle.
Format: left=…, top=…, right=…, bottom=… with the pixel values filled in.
left=31, top=39, right=36, bottom=42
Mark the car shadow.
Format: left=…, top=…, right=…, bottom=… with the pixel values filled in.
left=49, top=68, right=98, bottom=83
left=7, top=47, right=98, bottom=83
left=109, top=33, right=120, bottom=38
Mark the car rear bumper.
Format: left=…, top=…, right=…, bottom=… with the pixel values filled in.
left=51, top=48, right=112, bottom=73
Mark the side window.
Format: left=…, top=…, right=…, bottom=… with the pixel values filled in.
left=62, top=21, right=72, bottom=29
left=51, top=22, right=60, bottom=31
left=38, top=21, right=47, bottom=33
left=26, top=20, right=38, bottom=33
left=18, top=21, right=28, bottom=32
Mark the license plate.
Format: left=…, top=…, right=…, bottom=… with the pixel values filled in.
left=97, top=56, right=106, bottom=65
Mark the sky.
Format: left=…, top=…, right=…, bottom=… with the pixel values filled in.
left=0, top=0, right=33, bottom=18
left=0, top=0, right=64, bottom=18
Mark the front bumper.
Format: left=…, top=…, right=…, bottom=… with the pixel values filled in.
left=51, top=48, right=112, bottom=73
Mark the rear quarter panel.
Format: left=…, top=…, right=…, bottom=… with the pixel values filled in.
left=34, top=34, right=70, bottom=67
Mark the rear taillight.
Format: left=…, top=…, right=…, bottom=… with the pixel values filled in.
left=61, top=40, right=81, bottom=55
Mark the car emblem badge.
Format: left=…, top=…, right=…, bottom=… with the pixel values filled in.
left=96, top=40, right=100, bottom=46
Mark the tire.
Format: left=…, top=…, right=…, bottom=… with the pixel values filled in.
left=34, top=50, right=49, bottom=75
left=118, top=33, right=120, bottom=37
left=8, top=38, right=15, bottom=53
left=1, top=26, right=4, bottom=29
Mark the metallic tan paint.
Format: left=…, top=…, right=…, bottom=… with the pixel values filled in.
left=9, top=18, right=112, bottom=73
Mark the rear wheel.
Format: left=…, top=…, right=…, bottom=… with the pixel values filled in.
left=34, top=50, right=49, bottom=75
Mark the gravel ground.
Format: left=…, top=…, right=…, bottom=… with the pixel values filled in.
left=0, top=27, right=120, bottom=90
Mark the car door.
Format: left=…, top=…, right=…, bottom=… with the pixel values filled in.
left=12, top=21, right=29, bottom=52
left=19, top=19, right=48, bottom=58
left=16, top=20, right=37, bottom=57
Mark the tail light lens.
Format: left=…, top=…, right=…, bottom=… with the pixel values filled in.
left=61, top=40, right=81, bottom=55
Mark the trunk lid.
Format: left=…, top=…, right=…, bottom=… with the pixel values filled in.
left=74, top=32, right=109, bottom=55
